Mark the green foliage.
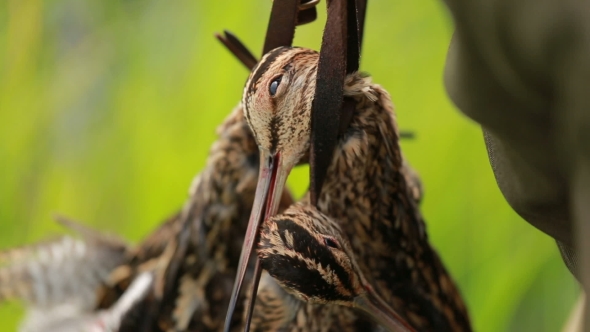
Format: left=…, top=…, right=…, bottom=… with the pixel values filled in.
left=0, top=1, right=579, bottom=331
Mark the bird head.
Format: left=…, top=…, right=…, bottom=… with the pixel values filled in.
left=242, top=46, right=318, bottom=170
left=258, top=203, right=415, bottom=332
left=258, top=203, right=362, bottom=305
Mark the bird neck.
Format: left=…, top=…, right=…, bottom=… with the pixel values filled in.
left=319, top=74, right=428, bottom=250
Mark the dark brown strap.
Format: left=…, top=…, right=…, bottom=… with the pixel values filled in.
left=263, top=0, right=299, bottom=54
left=346, top=0, right=360, bottom=74
left=297, top=0, right=319, bottom=25
left=309, top=0, right=368, bottom=205
left=309, top=0, right=348, bottom=205
left=216, top=1, right=319, bottom=70
left=356, top=0, right=368, bottom=51
left=263, top=0, right=319, bottom=53
left=347, top=0, right=367, bottom=73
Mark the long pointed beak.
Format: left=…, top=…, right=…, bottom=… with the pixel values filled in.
left=353, top=286, right=416, bottom=332
left=224, top=149, right=292, bottom=331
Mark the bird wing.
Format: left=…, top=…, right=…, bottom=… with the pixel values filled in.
left=0, top=216, right=130, bottom=330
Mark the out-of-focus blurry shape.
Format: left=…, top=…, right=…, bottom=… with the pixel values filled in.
left=0, top=217, right=131, bottom=331
left=560, top=293, right=585, bottom=332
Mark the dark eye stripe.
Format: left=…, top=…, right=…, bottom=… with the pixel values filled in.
left=275, top=220, right=354, bottom=293
left=247, top=47, right=290, bottom=94
left=262, top=253, right=352, bottom=302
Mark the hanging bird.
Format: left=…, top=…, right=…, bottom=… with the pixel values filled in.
left=252, top=202, right=415, bottom=332
left=96, top=104, right=298, bottom=332
left=1, top=103, right=295, bottom=332
left=247, top=160, right=424, bottom=332
left=229, top=46, right=472, bottom=332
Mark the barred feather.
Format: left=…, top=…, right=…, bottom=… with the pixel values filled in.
left=0, top=216, right=129, bottom=321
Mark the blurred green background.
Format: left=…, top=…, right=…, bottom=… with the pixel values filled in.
left=0, top=1, right=580, bottom=331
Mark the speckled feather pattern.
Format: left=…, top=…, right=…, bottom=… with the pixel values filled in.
left=243, top=47, right=471, bottom=332
left=1, top=45, right=468, bottom=332
left=253, top=203, right=372, bottom=332
left=1, top=104, right=294, bottom=332
left=319, top=72, right=471, bottom=332
left=105, top=105, right=294, bottom=332
left=250, top=161, right=425, bottom=332
left=258, top=203, right=365, bottom=305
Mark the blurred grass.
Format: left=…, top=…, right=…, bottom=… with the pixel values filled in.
left=0, top=1, right=580, bottom=331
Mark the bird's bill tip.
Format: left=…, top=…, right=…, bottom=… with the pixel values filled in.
left=223, top=150, right=292, bottom=331
left=353, top=289, right=416, bottom=332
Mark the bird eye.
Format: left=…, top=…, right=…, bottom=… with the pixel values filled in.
left=324, top=237, right=340, bottom=249
left=269, top=76, right=282, bottom=96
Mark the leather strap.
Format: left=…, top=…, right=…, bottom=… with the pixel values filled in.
left=346, top=0, right=360, bottom=74
left=263, top=0, right=299, bottom=54
left=310, top=0, right=368, bottom=205
left=297, top=0, right=319, bottom=25
left=216, top=1, right=319, bottom=69
left=263, top=0, right=320, bottom=54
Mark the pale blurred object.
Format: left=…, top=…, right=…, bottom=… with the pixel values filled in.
left=0, top=218, right=130, bottom=331
left=561, top=293, right=585, bottom=332
left=21, top=272, right=153, bottom=332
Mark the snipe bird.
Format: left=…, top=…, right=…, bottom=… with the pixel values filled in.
left=229, top=47, right=472, bottom=331
left=93, top=104, right=298, bottom=332
left=252, top=202, right=415, bottom=332
left=1, top=104, right=294, bottom=332
left=247, top=160, right=425, bottom=332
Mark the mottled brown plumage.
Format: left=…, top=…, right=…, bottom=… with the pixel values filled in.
left=248, top=160, right=423, bottom=332
left=254, top=203, right=414, bottom=332
left=247, top=272, right=302, bottom=331
left=233, top=46, right=472, bottom=331
left=98, top=104, right=296, bottom=332
left=251, top=281, right=364, bottom=332
left=258, top=203, right=366, bottom=306
left=0, top=103, right=295, bottom=332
